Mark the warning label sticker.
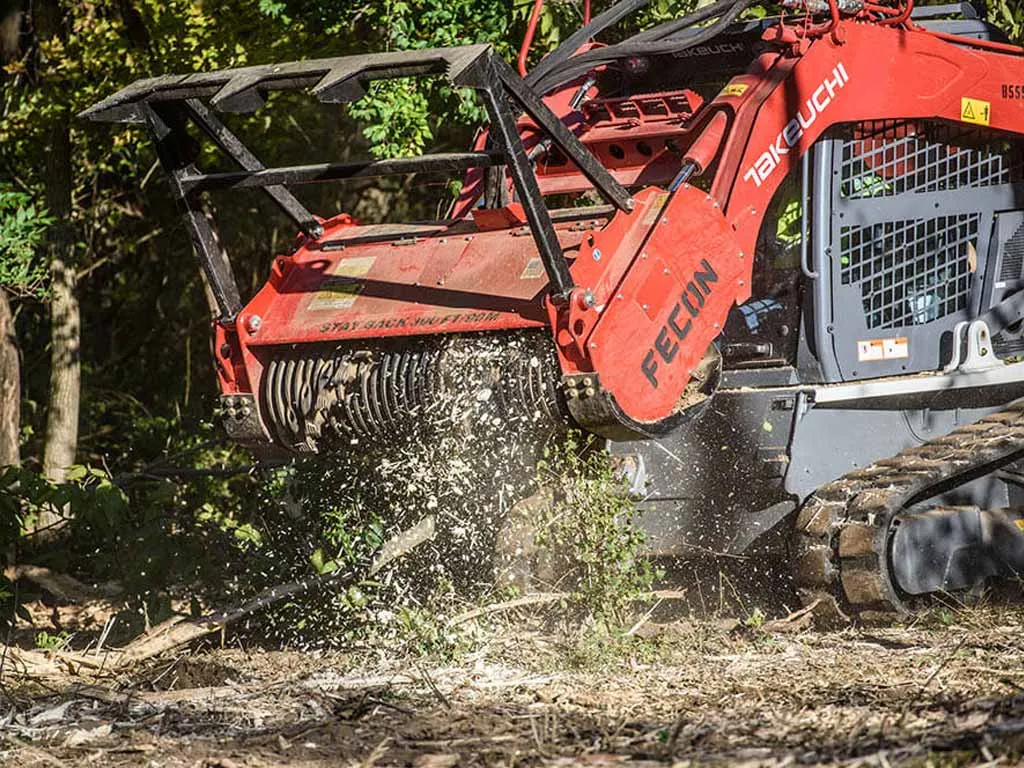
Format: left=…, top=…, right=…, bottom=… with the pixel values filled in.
left=307, top=278, right=362, bottom=311
left=306, top=256, right=376, bottom=311
left=960, top=97, right=991, bottom=126
left=333, top=256, right=375, bottom=278
left=520, top=257, right=545, bottom=280
left=857, top=337, right=909, bottom=362
left=721, top=83, right=749, bottom=98
left=642, top=192, right=669, bottom=225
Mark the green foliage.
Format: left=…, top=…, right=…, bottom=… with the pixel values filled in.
left=34, top=629, right=71, bottom=650
left=348, top=79, right=436, bottom=158
left=0, top=463, right=129, bottom=543
left=263, top=0, right=512, bottom=157
left=0, top=189, right=53, bottom=298
left=743, top=606, right=766, bottom=630
left=536, top=432, right=658, bottom=626
left=988, top=0, right=1024, bottom=40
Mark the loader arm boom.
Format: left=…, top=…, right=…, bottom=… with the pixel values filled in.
left=560, top=18, right=1024, bottom=436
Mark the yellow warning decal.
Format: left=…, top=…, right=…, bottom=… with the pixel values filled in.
left=642, top=192, right=669, bottom=225
left=520, top=257, right=545, bottom=280
left=721, top=83, right=749, bottom=97
left=1016, top=519, right=1024, bottom=532
left=333, top=255, right=375, bottom=278
left=961, top=97, right=991, bottom=126
left=305, top=256, right=375, bottom=311
left=307, top=279, right=362, bottom=311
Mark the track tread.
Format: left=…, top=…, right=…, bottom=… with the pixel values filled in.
left=793, top=398, right=1024, bottom=620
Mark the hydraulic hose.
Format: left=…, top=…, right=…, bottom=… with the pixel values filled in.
left=525, top=0, right=655, bottom=87
left=531, top=0, right=753, bottom=95
left=628, top=0, right=753, bottom=42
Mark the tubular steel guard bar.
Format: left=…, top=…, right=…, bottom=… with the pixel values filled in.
left=81, top=45, right=634, bottom=318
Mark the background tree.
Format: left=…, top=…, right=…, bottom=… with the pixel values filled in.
left=0, top=190, right=52, bottom=468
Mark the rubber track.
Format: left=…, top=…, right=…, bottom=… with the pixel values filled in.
left=792, top=398, right=1024, bottom=620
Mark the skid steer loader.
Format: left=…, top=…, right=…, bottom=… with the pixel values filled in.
left=83, top=0, right=1024, bottom=620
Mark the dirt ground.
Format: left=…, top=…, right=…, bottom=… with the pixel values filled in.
left=2, top=606, right=1023, bottom=767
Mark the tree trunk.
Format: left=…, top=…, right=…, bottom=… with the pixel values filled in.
left=41, top=116, right=77, bottom=484
left=36, top=2, right=76, bottom=491
left=0, top=287, right=19, bottom=467
left=42, top=252, right=79, bottom=485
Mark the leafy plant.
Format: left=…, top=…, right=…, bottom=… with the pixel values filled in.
left=34, top=629, right=71, bottom=651
left=535, top=431, right=659, bottom=626
left=0, top=189, right=53, bottom=298
left=989, top=0, right=1024, bottom=41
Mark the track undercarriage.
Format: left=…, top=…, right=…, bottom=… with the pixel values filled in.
left=795, top=401, right=1024, bottom=619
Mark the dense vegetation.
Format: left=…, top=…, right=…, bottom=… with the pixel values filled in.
left=0, top=0, right=1022, bottom=646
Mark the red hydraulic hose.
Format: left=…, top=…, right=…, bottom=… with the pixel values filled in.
left=828, top=0, right=840, bottom=30
left=880, top=0, right=913, bottom=26
left=584, top=0, right=591, bottom=25
left=519, top=0, right=546, bottom=77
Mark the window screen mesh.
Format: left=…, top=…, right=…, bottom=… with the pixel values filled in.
left=839, top=215, right=979, bottom=329
left=839, top=121, right=1021, bottom=199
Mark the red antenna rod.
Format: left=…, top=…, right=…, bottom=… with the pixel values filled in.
left=518, top=0, right=546, bottom=77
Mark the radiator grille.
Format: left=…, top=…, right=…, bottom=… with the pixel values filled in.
left=993, top=334, right=1024, bottom=357
left=839, top=214, right=979, bottom=329
left=1000, top=220, right=1024, bottom=282
left=839, top=121, right=1021, bottom=199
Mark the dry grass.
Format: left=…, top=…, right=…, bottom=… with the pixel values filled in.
left=1, top=604, right=1022, bottom=767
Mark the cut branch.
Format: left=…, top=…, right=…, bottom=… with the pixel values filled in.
left=110, top=515, right=436, bottom=666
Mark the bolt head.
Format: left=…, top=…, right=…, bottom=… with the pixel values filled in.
left=584, top=387, right=596, bottom=397
left=246, top=315, right=262, bottom=334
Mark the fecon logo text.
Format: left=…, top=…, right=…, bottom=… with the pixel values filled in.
left=743, top=63, right=850, bottom=188
left=641, top=259, right=719, bottom=389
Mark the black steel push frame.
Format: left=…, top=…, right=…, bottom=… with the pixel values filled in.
left=81, top=44, right=635, bottom=320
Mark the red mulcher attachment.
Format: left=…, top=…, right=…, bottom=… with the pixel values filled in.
left=83, top=0, right=1024, bottom=455
left=80, top=41, right=745, bottom=450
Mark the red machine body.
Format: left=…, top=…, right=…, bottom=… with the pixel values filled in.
left=209, top=15, right=1024, bottom=441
